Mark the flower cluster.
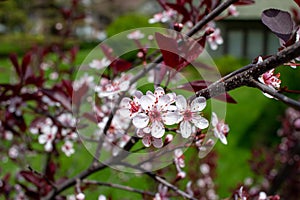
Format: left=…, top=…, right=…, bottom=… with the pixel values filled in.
left=120, top=87, right=209, bottom=148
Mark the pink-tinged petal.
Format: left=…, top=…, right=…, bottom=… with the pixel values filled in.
left=120, top=97, right=131, bottom=108
left=191, top=96, right=206, bottom=112
left=191, top=115, right=209, bottom=129
left=134, top=90, right=143, bottom=99
left=152, top=137, right=163, bottom=148
left=132, top=113, right=149, bottom=128
left=142, top=135, right=152, bottom=147
left=118, top=108, right=130, bottom=118
left=174, top=149, right=183, bottom=158
left=163, top=111, right=181, bottom=125
left=136, top=129, right=145, bottom=137
left=217, top=132, right=228, bottom=145
left=176, top=95, right=187, bottom=111
left=119, top=81, right=130, bottom=91
left=211, top=112, right=218, bottom=127
left=180, top=120, right=192, bottom=138
left=140, top=95, right=155, bottom=111
left=167, top=92, right=176, bottom=103
left=157, top=95, right=171, bottom=110
left=151, top=121, right=165, bottom=138
left=154, top=87, right=165, bottom=98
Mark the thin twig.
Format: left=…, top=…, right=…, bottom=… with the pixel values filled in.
left=249, top=79, right=300, bottom=110
left=119, top=162, right=197, bottom=200
left=83, top=180, right=156, bottom=197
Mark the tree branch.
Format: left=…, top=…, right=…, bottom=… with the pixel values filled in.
left=194, top=41, right=300, bottom=101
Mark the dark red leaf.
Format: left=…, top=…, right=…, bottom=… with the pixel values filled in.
left=177, top=80, right=210, bottom=91
left=294, top=0, right=300, bottom=7
left=21, top=53, right=31, bottom=77
left=73, top=82, right=89, bottom=107
left=166, top=3, right=190, bottom=23
left=234, top=0, right=255, bottom=5
left=261, top=9, right=295, bottom=43
left=9, top=53, right=20, bottom=77
left=20, top=171, right=42, bottom=187
left=42, top=89, right=72, bottom=111
left=45, top=162, right=56, bottom=181
left=155, top=32, right=181, bottom=68
left=213, top=93, right=237, bottom=104
left=100, top=44, right=115, bottom=61
left=69, top=46, right=79, bottom=63
left=62, top=80, right=73, bottom=97
left=154, top=63, right=168, bottom=86
left=110, top=59, right=132, bottom=74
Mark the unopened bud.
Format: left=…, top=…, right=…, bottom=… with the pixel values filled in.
left=164, top=134, right=173, bottom=145
left=174, top=23, right=183, bottom=32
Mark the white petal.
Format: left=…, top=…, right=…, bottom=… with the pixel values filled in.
left=217, top=132, right=228, bottom=145
left=157, top=95, right=171, bottom=110
left=191, top=115, right=209, bottom=129
left=211, top=112, right=218, bottom=127
left=191, top=97, right=206, bottom=112
left=136, top=129, right=145, bottom=137
left=118, top=108, right=130, bottom=118
left=152, top=137, right=163, bottom=148
left=119, top=81, right=130, bottom=91
left=163, top=111, right=181, bottom=125
left=154, top=87, right=165, bottom=97
left=142, top=135, right=152, bottom=147
left=44, top=141, right=53, bottom=151
left=132, top=113, right=149, bottom=128
left=180, top=120, right=192, bottom=138
left=38, top=135, right=47, bottom=144
left=151, top=121, right=165, bottom=138
left=140, top=95, right=155, bottom=111
left=176, top=95, right=187, bottom=111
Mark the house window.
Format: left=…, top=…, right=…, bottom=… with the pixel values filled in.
left=210, top=20, right=280, bottom=60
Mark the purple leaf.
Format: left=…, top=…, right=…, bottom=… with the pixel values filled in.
left=155, top=32, right=180, bottom=69
left=9, top=53, right=21, bottom=78
left=214, top=93, right=237, bottom=104
left=21, top=53, right=31, bottom=77
left=177, top=80, right=210, bottom=91
left=261, top=9, right=295, bottom=43
left=42, top=89, right=72, bottom=111
left=166, top=3, right=190, bottom=23
left=19, top=171, right=43, bottom=188
left=110, top=59, right=132, bottom=74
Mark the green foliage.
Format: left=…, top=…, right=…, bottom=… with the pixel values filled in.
left=106, top=13, right=161, bottom=37
left=214, top=55, right=249, bottom=75
left=0, top=0, right=27, bottom=31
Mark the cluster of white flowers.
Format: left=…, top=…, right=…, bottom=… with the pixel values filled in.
left=29, top=113, right=77, bottom=157
left=95, top=73, right=135, bottom=100
left=119, top=87, right=209, bottom=148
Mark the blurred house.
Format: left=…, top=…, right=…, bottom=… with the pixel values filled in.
left=210, top=0, right=297, bottom=59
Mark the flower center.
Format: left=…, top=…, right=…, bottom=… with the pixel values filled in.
left=149, top=109, right=162, bottom=121
left=183, top=110, right=192, bottom=121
